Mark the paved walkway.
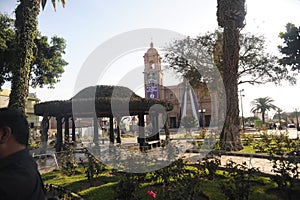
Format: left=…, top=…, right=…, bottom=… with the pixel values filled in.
left=183, top=152, right=275, bottom=174
left=34, top=146, right=277, bottom=175
left=34, top=128, right=300, bottom=175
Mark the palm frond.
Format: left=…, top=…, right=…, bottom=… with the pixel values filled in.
left=52, top=0, right=56, bottom=11
left=60, top=0, right=66, bottom=8
left=40, top=0, right=66, bottom=11
left=41, top=0, right=47, bottom=10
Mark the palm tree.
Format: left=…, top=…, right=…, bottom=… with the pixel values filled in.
left=217, top=0, right=246, bottom=151
left=40, top=0, right=66, bottom=11
left=8, top=0, right=65, bottom=111
left=250, top=97, right=278, bottom=124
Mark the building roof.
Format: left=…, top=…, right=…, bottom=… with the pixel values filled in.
left=34, top=85, right=172, bottom=118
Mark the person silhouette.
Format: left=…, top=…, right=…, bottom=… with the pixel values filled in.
left=0, top=107, right=46, bottom=200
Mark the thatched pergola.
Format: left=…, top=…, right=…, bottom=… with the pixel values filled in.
left=34, top=85, right=172, bottom=152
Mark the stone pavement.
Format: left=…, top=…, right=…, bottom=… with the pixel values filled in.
left=35, top=128, right=300, bottom=175
left=183, top=152, right=275, bottom=174
left=35, top=145, right=277, bottom=175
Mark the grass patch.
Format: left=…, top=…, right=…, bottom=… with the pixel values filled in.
left=42, top=166, right=300, bottom=200
left=42, top=168, right=120, bottom=199
left=79, top=182, right=118, bottom=200
left=239, top=145, right=256, bottom=153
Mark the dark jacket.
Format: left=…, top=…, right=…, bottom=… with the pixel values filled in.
left=0, top=149, right=45, bottom=200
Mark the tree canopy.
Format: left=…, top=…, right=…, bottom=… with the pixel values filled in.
left=164, top=31, right=296, bottom=87
left=0, top=13, right=68, bottom=90
left=5, top=0, right=67, bottom=111
left=0, top=13, right=15, bottom=88
left=278, top=23, right=300, bottom=71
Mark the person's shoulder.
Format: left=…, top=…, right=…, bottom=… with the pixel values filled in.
left=3, top=155, right=39, bottom=183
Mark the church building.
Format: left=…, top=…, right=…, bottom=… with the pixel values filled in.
left=143, top=42, right=212, bottom=129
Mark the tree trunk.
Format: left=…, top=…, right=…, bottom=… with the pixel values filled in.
left=217, top=0, right=246, bottom=151
left=9, top=0, right=39, bottom=111
left=262, top=111, right=265, bottom=124
left=220, top=25, right=243, bottom=151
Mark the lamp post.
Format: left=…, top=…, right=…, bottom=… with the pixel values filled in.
left=239, top=89, right=245, bottom=131
left=295, top=108, right=299, bottom=133
left=198, top=109, right=206, bottom=129
left=278, top=108, right=282, bottom=130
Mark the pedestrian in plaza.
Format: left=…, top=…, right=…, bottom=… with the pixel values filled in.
left=273, top=123, right=277, bottom=130
left=0, top=107, right=46, bottom=200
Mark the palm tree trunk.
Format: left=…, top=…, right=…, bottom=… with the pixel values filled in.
left=262, top=111, right=265, bottom=124
left=9, top=0, right=39, bottom=112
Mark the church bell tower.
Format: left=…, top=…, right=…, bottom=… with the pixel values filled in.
left=144, top=42, right=163, bottom=99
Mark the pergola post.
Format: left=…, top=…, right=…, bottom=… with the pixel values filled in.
left=40, top=114, right=49, bottom=154
left=148, top=111, right=159, bottom=141
left=154, top=112, right=160, bottom=140
left=64, top=116, right=69, bottom=144
left=71, top=118, right=76, bottom=142
left=109, top=116, right=114, bottom=143
left=116, top=116, right=121, bottom=144
left=93, top=115, right=99, bottom=146
left=164, top=113, right=170, bottom=143
left=137, top=113, right=146, bottom=147
left=56, top=116, right=63, bottom=152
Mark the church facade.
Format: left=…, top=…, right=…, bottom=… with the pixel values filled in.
left=143, top=43, right=212, bottom=129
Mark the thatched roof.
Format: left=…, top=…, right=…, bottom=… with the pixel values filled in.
left=34, top=85, right=172, bottom=117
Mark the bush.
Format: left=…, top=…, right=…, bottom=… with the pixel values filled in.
left=60, top=144, right=78, bottom=176
left=198, top=155, right=221, bottom=180
left=82, top=148, right=106, bottom=184
left=266, top=133, right=300, bottom=190
left=115, top=173, right=146, bottom=200
left=220, top=160, right=260, bottom=200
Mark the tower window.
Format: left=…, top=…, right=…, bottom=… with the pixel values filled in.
left=151, top=63, right=155, bottom=69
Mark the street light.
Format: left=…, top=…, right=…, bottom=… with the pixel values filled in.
left=277, top=108, right=282, bottom=129
left=295, top=108, right=299, bottom=132
left=198, top=109, right=206, bottom=129
left=239, top=89, right=245, bottom=131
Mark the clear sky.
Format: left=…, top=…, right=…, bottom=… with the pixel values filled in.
left=1, top=0, right=300, bottom=118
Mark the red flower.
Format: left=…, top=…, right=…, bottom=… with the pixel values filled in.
left=147, top=190, right=157, bottom=198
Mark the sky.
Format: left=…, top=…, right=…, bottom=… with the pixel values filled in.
left=0, top=0, right=300, bottom=118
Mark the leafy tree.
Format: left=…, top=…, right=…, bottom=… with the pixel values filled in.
left=8, top=0, right=40, bottom=110
left=8, top=0, right=65, bottom=111
left=166, top=1, right=253, bottom=150
left=0, top=13, right=67, bottom=98
left=31, top=34, right=67, bottom=88
left=272, top=108, right=288, bottom=123
left=164, top=36, right=210, bottom=88
left=250, top=97, right=278, bottom=124
left=217, top=0, right=246, bottom=151
left=0, top=14, right=15, bottom=88
left=166, top=2, right=295, bottom=151
left=164, top=31, right=295, bottom=87
left=180, top=116, right=198, bottom=136
left=238, top=33, right=295, bottom=85
left=278, top=23, right=300, bottom=71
